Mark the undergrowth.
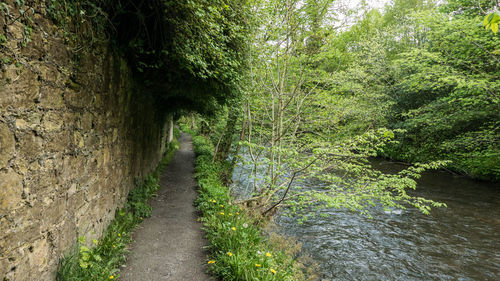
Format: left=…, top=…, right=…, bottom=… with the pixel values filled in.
left=191, top=132, right=306, bottom=281
left=56, top=136, right=179, bottom=281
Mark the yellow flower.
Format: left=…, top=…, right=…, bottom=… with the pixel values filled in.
left=208, top=260, right=216, bottom=264
left=227, top=252, right=232, bottom=256
left=229, top=213, right=233, bottom=216
left=220, top=204, right=224, bottom=208
left=270, top=268, right=277, bottom=274
left=236, top=212, right=240, bottom=215
left=231, top=227, right=236, bottom=231
left=255, top=263, right=261, bottom=267
left=265, top=252, right=272, bottom=257
left=109, top=276, right=114, bottom=279
left=112, top=245, right=116, bottom=248
left=220, top=212, right=225, bottom=215
left=117, top=233, right=121, bottom=237
left=212, top=199, right=216, bottom=203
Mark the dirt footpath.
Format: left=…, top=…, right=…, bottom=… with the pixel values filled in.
left=120, top=133, right=212, bottom=281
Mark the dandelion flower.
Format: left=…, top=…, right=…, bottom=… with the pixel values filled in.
left=242, top=223, right=248, bottom=228
left=117, top=233, right=121, bottom=237
left=212, top=199, right=216, bottom=203
left=236, top=212, right=240, bottom=215
left=220, top=204, right=224, bottom=208
left=112, top=245, right=116, bottom=248
left=208, top=260, right=216, bottom=264
left=265, top=252, right=272, bottom=257
left=227, top=252, right=233, bottom=256
left=220, top=212, right=225, bottom=215
left=255, top=263, right=261, bottom=267
left=270, top=268, right=277, bottom=274
left=109, top=276, right=114, bottom=279
left=231, top=227, right=236, bottom=231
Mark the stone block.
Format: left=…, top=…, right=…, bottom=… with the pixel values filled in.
left=32, top=62, right=60, bottom=83
left=0, top=257, right=10, bottom=279
left=0, top=122, right=15, bottom=168
left=73, top=131, right=84, bottom=149
left=45, top=130, right=71, bottom=153
left=0, top=220, right=41, bottom=254
left=80, top=111, right=93, bottom=132
left=42, top=111, right=63, bottom=131
left=55, top=220, right=76, bottom=252
left=46, top=39, right=71, bottom=67
left=64, top=88, right=94, bottom=109
left=0, top=169, right=23, bottom=213
left=27, top=238, right=50, bottom=271
left=39, top=85, right=64, bottom=109
left=18, top=132, right=43, bottom=161
left=41, top=197, right=66, bottom=231
left=0, top=64, right=39, bottom=111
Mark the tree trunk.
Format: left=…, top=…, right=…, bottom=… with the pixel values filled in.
left=168, top=114, right=174, bottom=143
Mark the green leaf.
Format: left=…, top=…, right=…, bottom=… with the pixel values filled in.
left=492, top=13, right=500, bottom=24
left=79, top=260, right=88, bottom=269
left=78, top=236, right=85, bottom=244
left=492, top=23, right=498, bottom=34
left=483, top=12, right=500, bottom=32
left=94, top=254, right=102, bottom=262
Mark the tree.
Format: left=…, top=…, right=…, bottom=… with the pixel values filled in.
left=229, top=0, right=448, bottom=220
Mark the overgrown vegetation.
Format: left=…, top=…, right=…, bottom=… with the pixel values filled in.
left=56, top=136, right=179, bottom=281
left=188, top=127, right=309, bottom=281
left=299, top=0, right=500, bottom=180
left=43, top=0, right=251, bottom=115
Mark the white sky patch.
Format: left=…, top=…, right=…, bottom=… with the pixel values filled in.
left=327, top=0, right=392, bottom=30
left=347, top=0, right=389, bottom=10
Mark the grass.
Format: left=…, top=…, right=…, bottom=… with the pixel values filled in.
left=191, top=132, right=306, bottom=281
left=56, top=135, right=180, bottom=281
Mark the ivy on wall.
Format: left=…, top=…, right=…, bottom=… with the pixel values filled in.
left=45, top=0, right=251, bottom=115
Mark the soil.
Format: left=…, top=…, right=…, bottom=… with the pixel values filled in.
left=120, top=133, right=213, bottom=281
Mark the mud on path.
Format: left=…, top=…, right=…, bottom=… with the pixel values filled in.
left=120, top=133, right=212, bottom=281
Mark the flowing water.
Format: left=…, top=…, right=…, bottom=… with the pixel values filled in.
left=232, top=158, right=500, bottom=280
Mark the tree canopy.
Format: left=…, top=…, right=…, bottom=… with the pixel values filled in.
left=49, top=0, right=251, bottom=115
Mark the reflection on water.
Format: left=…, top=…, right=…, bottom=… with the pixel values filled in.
left=233, top=158, right=500, bottom=280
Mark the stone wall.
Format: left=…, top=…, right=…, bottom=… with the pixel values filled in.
left=0, top=1, right=169, bottom=280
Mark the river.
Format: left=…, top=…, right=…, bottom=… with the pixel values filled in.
left=231, top=158, right=500, bottom=280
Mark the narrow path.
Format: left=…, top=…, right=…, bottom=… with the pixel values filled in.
left=120, top=133, right=212, bottom=281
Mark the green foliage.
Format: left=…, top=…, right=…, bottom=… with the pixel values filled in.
left=192, top=134, right=306, bottom=281
left=296, top=1, right=500, bottom=180
left=56, top=140, right=179, bottom=281
left=382, top=11, right=500, bottom=180
left=483, top=12, right=500, bottom=33
left=45, top=0, right=110, bottom=48
left=106, top=0, right=251, bottom=115
left=0, top=0, right=35, bottom=47
left=43, top=0, right=251, bottom=116
left=440, top=0, right=498, bottom=17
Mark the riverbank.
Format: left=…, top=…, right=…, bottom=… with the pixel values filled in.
left=189, top=130, right=308, bottom=281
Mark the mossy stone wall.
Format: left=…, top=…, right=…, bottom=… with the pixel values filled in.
left=0, top=1, right=169, bottom=279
